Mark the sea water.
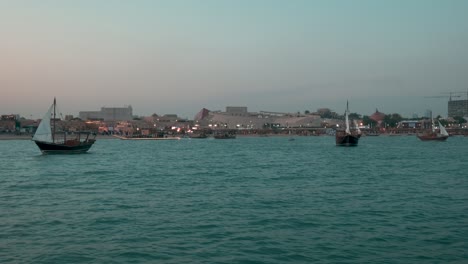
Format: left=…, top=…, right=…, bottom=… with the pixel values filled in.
left=0, top=136, right=467, bottom=263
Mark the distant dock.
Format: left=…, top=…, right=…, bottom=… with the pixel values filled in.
left=112, top=135, right=181, bottom=140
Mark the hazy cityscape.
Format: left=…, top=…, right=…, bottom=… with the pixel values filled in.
left=2, top=1, right=468, bottom=263
left=1, top=96, right=467, bottom=138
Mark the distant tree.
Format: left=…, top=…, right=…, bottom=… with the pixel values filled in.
left=319, top=109, right=332, bottom=118
left=304, top=110, right=310, bottom=115
left=384, top=113, right=403, bottom=127
left=321, top=111, right=341, bottom=119
left=454, top=116, right=467, bottom=124
left=362, top=115, right=377, bottom=127
left=348, top=113, right=361, bottom=120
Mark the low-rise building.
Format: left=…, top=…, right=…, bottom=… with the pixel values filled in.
left=195, top=107, right=323, bottom=129
left=398, top=120, right=422, bottom=129
left=1, top=114, right=19, bottom=121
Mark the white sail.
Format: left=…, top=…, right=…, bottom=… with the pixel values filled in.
left=345, top=101, right=350, bottom=134
left=438, top=121, right=449, bottom=136
left=33, top=103, right=53, bottom=143
left=345, top=111, right=351, bottom=134
left=353, top=120, right=361, bottom=134
left=430, top=111, right=435, bottom=133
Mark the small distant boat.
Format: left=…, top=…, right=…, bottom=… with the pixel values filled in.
left=113, top=135, right=180, bottom=140
left=188, top=132, right=207, bottom=139
left=366, top=131, right=380, bottom=136
left=417, top=119, right=449, bottom=141
left=335, top=101, right=361, bottom=146
left=33, top=98, right=96, bottom=154
left=214, top=131, right=236, bottom=139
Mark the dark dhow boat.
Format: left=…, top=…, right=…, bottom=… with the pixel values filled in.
left=417, top=119, right=449, bottom=141
left=188, top=132, right=208, bottom=139
left=335, top=101, right=361, bottom=146
left=33, top=98, right=96, bottom=154
left=214, top=130, right=236, bottom=139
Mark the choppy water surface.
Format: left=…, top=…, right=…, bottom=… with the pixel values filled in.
left=1, top=136, right=467, bottom=263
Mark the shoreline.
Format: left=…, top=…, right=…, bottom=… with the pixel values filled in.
left=0, top=134, right=118, bottom=140
left=0, top=133, right=323, bottom=140
left=2, top=133, right=466, bottom=141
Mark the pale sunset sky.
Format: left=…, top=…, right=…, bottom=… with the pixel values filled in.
left=1, top=0, right=467, bottom=119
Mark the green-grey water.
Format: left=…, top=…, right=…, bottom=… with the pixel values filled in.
left=1, top=136, right=467, bottom=263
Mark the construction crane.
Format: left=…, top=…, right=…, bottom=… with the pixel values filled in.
left=425, top=91, right=468, bottom=101
left=424, top=95, right=461, bottom=100
left=441, top=91, right=467, bottom=101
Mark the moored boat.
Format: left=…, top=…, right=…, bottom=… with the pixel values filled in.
left=335, top=101, right=361, bottom=146
left=214, top=130, right=236, bottom=139
left=188, top=132, right=207, bottom=139
left=417, top=120, right=449, bottom=141
left=113, top=135, right=180, bottom=140
left=335, top=131, right=360, bottom=146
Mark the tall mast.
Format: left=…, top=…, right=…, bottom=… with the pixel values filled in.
left=53, top=97, right=56, bottom=143
left=431, top=110, right=434, bottom=133
left=345, top=100, right=350, bottom=134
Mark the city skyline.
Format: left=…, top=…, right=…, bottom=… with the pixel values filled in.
left=3, top=98, right=464, bottom=121
left=2, top=1, right=468, bottom=119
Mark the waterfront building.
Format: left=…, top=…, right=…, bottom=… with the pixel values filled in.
left=0, top=120, right=15, bottom=132
left=194, top=108, right=210, bottom=121
left=79, top=106, right=133, bottom=121
left=144, top=113, right=183, bottom=123
left=195, top=107, right=323, bottom=129
left=448, top=99, right=468, bottom=118
left=370, top=109, right=386, bottom=127
left=226, top=106, right=248, bottom=116
left=158, top=114, right=179, bottom=122
left=398, top=120, right=422, bottom=129
left=1, top=114, right=19, bottom=121
left=0, top=115, right=20, bottom=133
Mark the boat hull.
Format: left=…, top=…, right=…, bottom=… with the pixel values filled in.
left=113, top=135, right=180, bottom=140
left=214, top=134, right=236, bottom=139
left=188, top=134, right=207, bottom=139
left=416, top=134, right=448, bottom=141
left=336, top=134, right=359, bottom=146
left=34, top=140, right=95, bottom=154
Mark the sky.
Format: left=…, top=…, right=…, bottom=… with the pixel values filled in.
left=1, top=0, right=468, bottom=119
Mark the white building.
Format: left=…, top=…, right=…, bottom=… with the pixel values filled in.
left=79, top=106, right=133, bottom=121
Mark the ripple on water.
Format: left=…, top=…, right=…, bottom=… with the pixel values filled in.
left=1, top=137, right=468, bottom=263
